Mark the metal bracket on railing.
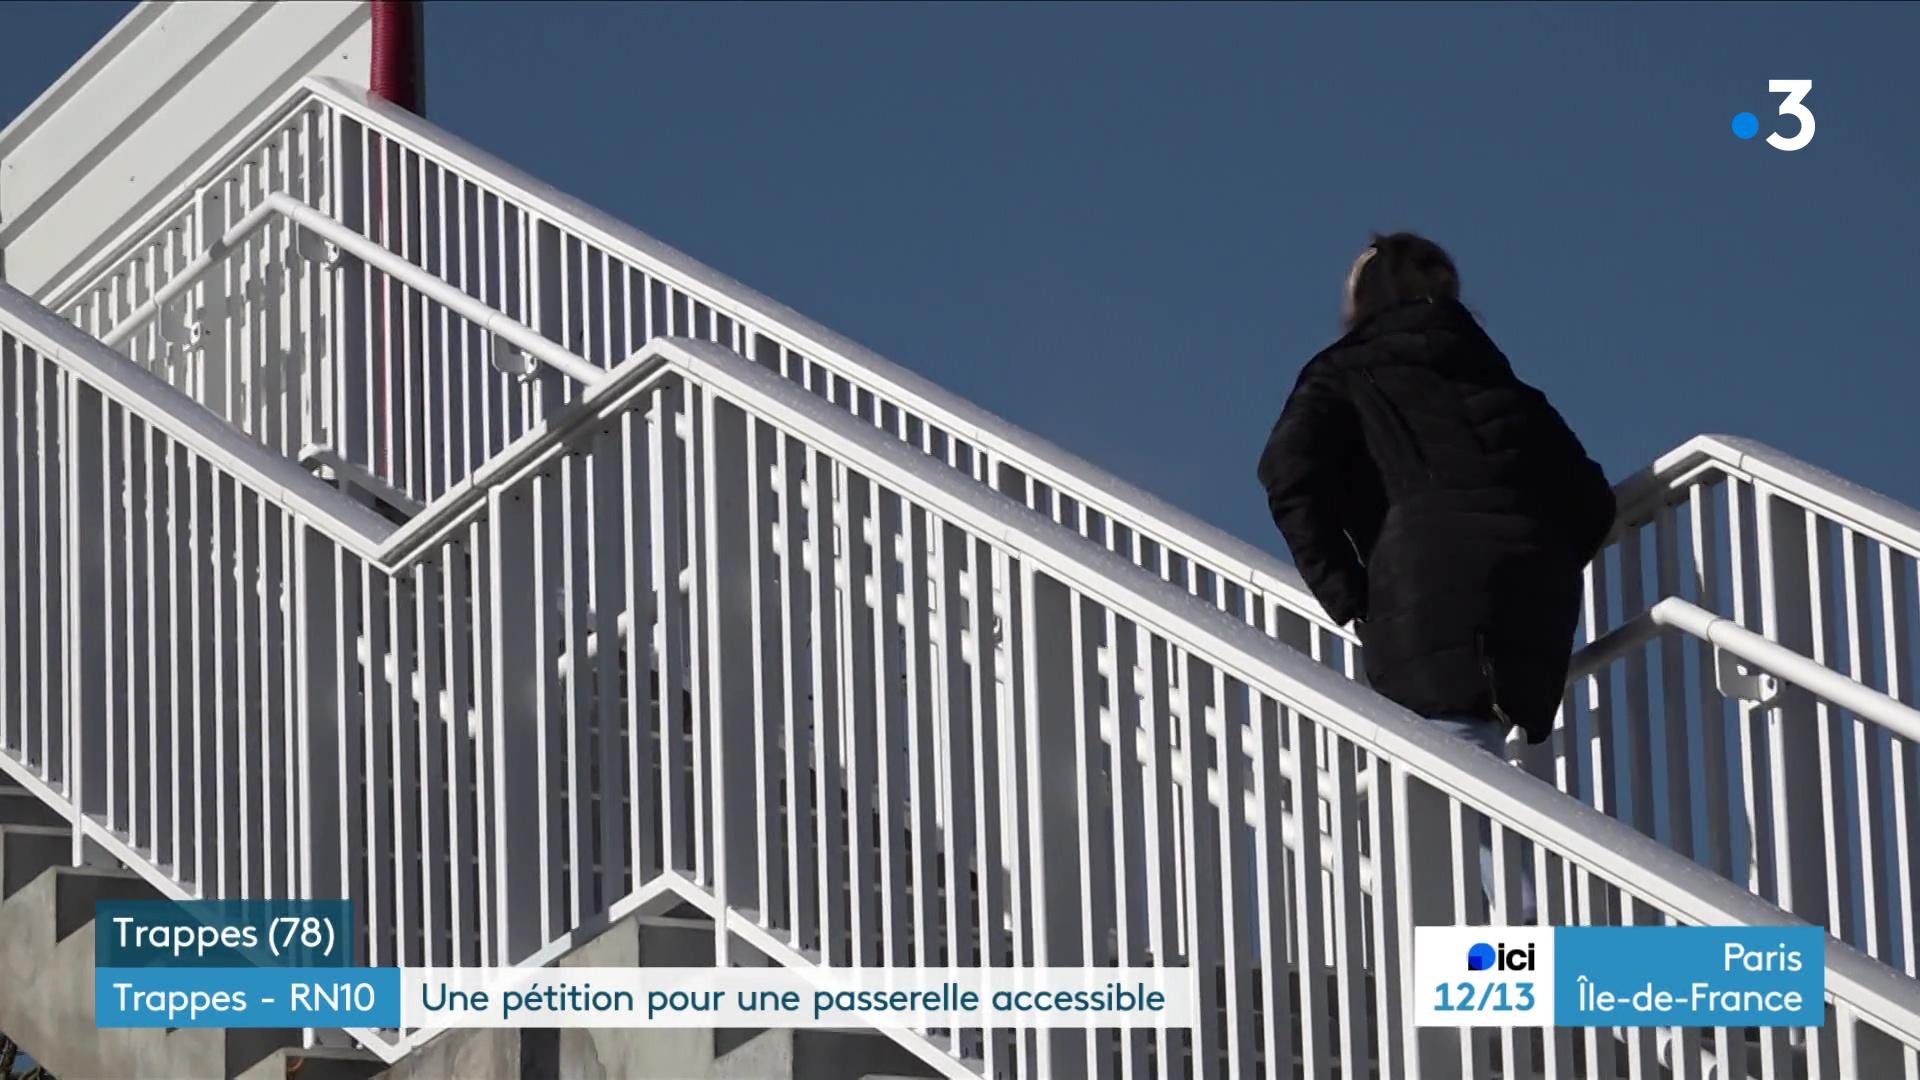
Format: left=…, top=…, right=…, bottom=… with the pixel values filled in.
left=156, top=298, right=193, bottom=345
left=491, top=334, right=539, bottom=382
left=298, top=443, right=426, bottom=523
left=294, top=227, right=341, bottom=268
left=241, top=262, right=288, bottom=307
left=1714, top=647, right=1782, bottom=707
left=153, top=297, right=206, bottom=367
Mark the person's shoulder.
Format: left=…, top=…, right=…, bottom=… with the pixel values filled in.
left=1290, top=336, right=1382, bottom=399
left=1291, top=337, right=1370, bottom=389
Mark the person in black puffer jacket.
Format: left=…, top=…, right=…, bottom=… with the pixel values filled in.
left=1257, top=232, right=1616, bottom=747
left=1259, top=233, right=1614, bottom=923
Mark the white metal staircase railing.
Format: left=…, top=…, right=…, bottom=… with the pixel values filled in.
left=48, top=76, right=1353, bottom=641
left=42, top=73, right=1920, bottom=987
left=7, top=279, right=1920, bottom=1078
left=1599, top=438, right=1920, bottom=979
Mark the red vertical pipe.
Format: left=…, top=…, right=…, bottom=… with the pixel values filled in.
left=370, top=1, right=425, bottom=113
left=368, top=1, right=423, bottom=481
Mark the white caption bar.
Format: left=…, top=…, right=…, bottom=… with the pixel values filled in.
left=400, top=967, right=1194, bottom=1029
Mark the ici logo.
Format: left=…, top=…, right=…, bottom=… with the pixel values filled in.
left=1467, top=941, right=1536, bottom=973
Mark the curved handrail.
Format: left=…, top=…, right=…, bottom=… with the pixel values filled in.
left=1612, top=434, right=1920, bottom=558
left=1573, top=595, right=1920, bottom=745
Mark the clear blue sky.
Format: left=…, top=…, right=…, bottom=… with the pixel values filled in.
left=5, top=2, right=1916, bottom=558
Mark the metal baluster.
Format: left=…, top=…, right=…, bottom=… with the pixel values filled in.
left=179, top=447, right=203, bottom=891
left=1252, top=695, right=1297, bottom=1080
left=775, top=429, right=813, bottom=946
left=983, top=545, right=1018, bottom=1074
left=443, top=534, right=476, bottom=964
left=1177, top=655, right=1225, bottom=1080
left=702, top=392, right=757, bottom=961
left=1654, top=506, right=1695, bottom=860
left=1619, top=529, right=1656, bottom=838
left=560, top=451, right=592, bottom=927
left=1582, top=553, right=1615, bottom=817
left=1139, top=631, right=1182, bottom=1078
left=1326, top=724, right=1370, bottom=1079
left=1842, top=529, right=1893, bottom=961
left=1109, top=607, right=1153, bottom=1080
left=804, top=445, right=847, bottom=963
left=1724, top=479, right=1770, bottom=899
left=237, top=487, right=261, bottom=899
left=145, top=423, right=171, bottom=871
left=1882, top=549, right=1920, bottom=985
left=903, top=502, right=940, bottom=971
left=1690, top=482, right=1733, bottom=879
left=871, top=484, right=912, bottom=970
left=468, top=518, right=495, bottom=966
left=590, top=423, right=629, bottom=915
left=296, top=524, right=343, bottom=904
left=1018, top=565, right=1086, bottom=1077
left=1758, top=490, right=1829, bottom=928
left=67, top=380, right=108, bottom=861
left=1077, top=595, right=1119, bottom=1079
left=487, top=481, right=541, bottom=963
left=933, top=518, right=978, bottom=1051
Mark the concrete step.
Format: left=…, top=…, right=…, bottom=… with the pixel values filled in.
left=0, top=790, right=66, bottom=829
left=372, top=1029, right=552, bottom=1080
left=714, top=1029, right=943, bottom=1080
left=0, top=828, right=312, bottom=1080
left=0, top=824, right=70, bottom=900
left=235, top=1044, right=386, bottom=1080
left=0, top=862, right=201, bottom=1080
left=378, top=1014, right=946, bottom=1080
left=47, top=863, right=159, bottom=941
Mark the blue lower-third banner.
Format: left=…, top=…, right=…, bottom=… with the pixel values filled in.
left=96, top=967, right=1193, bottom=1029
left=1414, top=925, right=1825, bottom=1028
left=96, top=967, right=402, bottom=1028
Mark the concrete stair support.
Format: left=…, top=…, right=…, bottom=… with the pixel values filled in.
left=0, top=818, right=363, bottom=1080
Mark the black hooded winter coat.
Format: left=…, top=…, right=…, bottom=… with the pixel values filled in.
left=1256, top=299, right=1616, bottom=742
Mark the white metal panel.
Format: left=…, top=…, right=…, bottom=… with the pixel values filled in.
left=0, top=0, right=370, bottom=295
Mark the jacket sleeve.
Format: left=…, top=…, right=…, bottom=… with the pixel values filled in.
left=1530, top=391, right=1617, bottom=562
left=1256, top=359, right=1369, bottom=626
left=1562, top=451, right=1617, bottom=563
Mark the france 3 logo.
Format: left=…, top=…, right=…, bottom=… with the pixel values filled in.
left=1732, top=80, right=1815, bottom=152
left=1413, top=926, right=1555, bottom=1028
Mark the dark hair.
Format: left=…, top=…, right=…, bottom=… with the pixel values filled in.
left=1345, top=231, right=1460, bottom=329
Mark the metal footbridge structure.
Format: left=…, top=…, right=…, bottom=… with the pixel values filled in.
left=2, top=13, right=1918, bottom=1080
